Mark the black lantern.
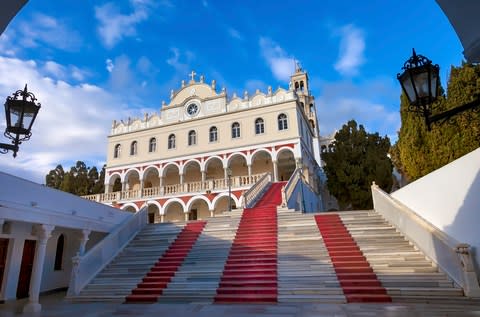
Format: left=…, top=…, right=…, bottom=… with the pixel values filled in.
left=397, top=49, right=440, bottom=128
left=0, top=85, right=41, bottom=157
left=398, top=49, right=480, bottom=129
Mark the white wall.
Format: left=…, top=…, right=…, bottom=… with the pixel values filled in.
left=40, top=228, right=106, bottom=293
left=391, top=148, right=480, bottom=272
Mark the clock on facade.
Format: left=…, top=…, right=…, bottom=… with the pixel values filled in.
left=186, top=103, right=199, bottom=116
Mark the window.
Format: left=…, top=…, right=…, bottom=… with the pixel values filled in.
left=188, top=130, right=197, bottom=146
left=54, top=234, right=65, bottom=271
left=168, top=134, right=176, bottom=149
left=130, top=141, right=137, bottom=156
left=149, top=138, right=156, bottom=152
left=232, top=122, right=240, bottom=138
left=209, top=126, right=218, bottom=142
left=114, top=144, right=121, bottom=158
left=278, top=113, right=288, bottom=130
left=255, top=118, right=265, bottom=134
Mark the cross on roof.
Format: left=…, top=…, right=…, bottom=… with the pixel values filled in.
left=189, top=70, right=196, bottom=82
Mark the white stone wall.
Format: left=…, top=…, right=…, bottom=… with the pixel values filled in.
left=391, top=148, right=480, bottom=272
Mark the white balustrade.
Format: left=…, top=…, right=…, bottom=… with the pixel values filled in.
left=67, top=207, right=148, bottom=296
left=243, top=172, right=271, bottom=208
left=82, top=173, right=268, bottom=203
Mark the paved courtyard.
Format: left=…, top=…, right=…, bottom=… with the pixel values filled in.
left=1, top=291, right=480, bottom=317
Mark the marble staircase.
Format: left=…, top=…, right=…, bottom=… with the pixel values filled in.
left=70, top=222, right=184, bottom=302
left=70, top=202, right=468, bottom=304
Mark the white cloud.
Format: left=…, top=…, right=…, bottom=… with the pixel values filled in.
left=228, top=27, right=243, bottom=40
left=106, top=59, right=114, bottom=73
left=44, top=61, right=65, bottom=78
left=95, top=0, right=154, bottom=48
left=0, top=56, right=141, bottom=183
left=313, top=77, right=400, bottom=141
left=334, top=24, right=366, bottom=76
left=16, top=13, right=82, bottom=51
left=259, top=37, right=295, bottom=82
left=43, top=61, right=90, bottom=83
left=108, top=55, right=133, bottom=90
left=0, top=33, right=16, bottom=56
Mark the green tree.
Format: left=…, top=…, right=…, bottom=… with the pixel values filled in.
left=45, top=164, right=65, bottom=189
left=91, top=165, right=106, bottom=194
left=323, top=120, right=393, bottom=210
left=45, top=161, right=106, bottom=196
left=393, top=63, right=480, bottom=181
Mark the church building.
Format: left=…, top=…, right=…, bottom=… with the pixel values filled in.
left=84, top=66, right=326, bottom=221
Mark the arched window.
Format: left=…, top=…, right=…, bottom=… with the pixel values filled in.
left=149, top=138, right=156, bottom=152
left=278, top=113, right=288, bottom=130
left=209, top=126, right=218, bottom=142
left=255, top=118, right=265, bottom=134
left=54, top=234, right=65, bottom=271
left=232, top=122, right=240, bottom=139
left=114, top=144, right=121, bottom=158
left=188, top=130, right=197, bottom=146
left=168, top=134, right=176, bottom=149
left=130, top=141, right=137, bottom=156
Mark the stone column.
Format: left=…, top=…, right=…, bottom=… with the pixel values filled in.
left=77, top=229, right=91, bottom=256
left=23, top=224, right=55, bottom=313
left=139, top=178, right=144, bottom=197
left=201, top=170, right=206, bottom=183
left=184, top=212, right=190, bottom=221
left=160, top=176, right=164, bottom=195
left=160, top=214, right=165, bottom=223
left=247, top=164, right=252, bottom=180
left=272, top=160, right=278, bottom=182
left=121, top=181, right=126, bottom=191
left=210, top=210, right=215, bottom=218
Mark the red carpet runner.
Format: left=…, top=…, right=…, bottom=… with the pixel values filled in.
left=214, top=182, right=284, bottom=303
left=125, top=221, right=206, bottom=303
left=315, top=214, right=391, bottom=303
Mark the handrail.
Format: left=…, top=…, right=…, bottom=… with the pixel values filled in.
left=283, top=168, right=302, bottom=206
left=371, top=184, right=480, bottom=297
left=243, top=172, right=271, bottom=208
left=67, top=206, right=148, bottom=296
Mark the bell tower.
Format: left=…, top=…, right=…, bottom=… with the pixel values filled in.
left=290, top=61, right=318, bottom=136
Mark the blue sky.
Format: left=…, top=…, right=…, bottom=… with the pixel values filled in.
left=0, top=0, right=464, bottom=183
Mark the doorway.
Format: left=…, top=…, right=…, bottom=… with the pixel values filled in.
left=0, top=239, right=9, bottom=291
left=16, top=240, right=36, bottom=299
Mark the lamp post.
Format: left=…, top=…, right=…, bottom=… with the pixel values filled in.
left=296, top=159, right=306, bottom=213
left=226, top=167, right=232, bottom=212
left=0, top=85, right=41, bottom=157
left=397, top=49, right=480, bottom=129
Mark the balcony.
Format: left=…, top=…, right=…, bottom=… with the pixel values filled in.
left=82, top=173, right=265, bottom=204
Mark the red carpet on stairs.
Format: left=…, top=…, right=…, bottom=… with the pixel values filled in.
left=125, top=221, right=206, bottom=303
left=315, top=214, right=391, bottom=303
left=214, top=182, right=284, bottom=303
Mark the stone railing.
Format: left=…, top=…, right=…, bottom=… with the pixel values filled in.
left=243, top=173, right=271, bottom=208
left=283, top=168, right=302, bottom=206
left=67, top=206, right=148, bottom=296
left=82, top=173, right=264, bottom=203
left=371, top=183, right=480, bottom=297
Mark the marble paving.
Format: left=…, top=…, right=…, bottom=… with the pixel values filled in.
left=2, top=291, right=480, bottom=317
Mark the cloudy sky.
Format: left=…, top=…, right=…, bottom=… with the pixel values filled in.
left=0, top=0, right=464, bottom=183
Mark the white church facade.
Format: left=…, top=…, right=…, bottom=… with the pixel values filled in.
left=84, top=67, right=328, bottom=220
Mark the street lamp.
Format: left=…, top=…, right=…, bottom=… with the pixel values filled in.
left=226, top=167, right=232, bottom=212
left=0, top=85, right=41, bottom=157
left=397, top=48, right=480, bottom=129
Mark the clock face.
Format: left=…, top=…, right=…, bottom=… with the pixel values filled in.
left=186, top=103, right=199, bottom=116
